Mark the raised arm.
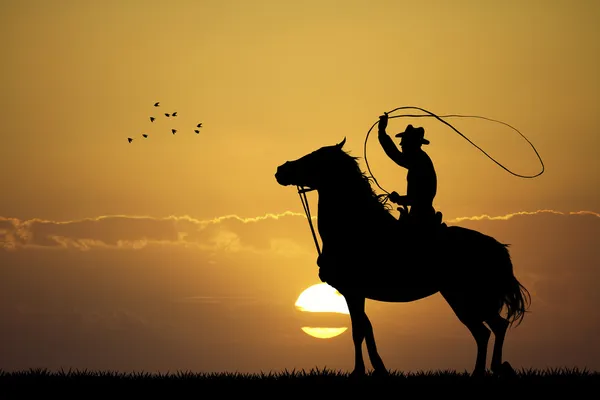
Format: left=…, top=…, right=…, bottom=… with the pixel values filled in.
left=377, top=113, right=408, bottom=168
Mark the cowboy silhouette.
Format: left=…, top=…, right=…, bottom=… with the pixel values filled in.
left=377, top=112, right=443, bottom=234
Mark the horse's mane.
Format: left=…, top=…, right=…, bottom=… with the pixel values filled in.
left=336, top=148, right=394, bottom=215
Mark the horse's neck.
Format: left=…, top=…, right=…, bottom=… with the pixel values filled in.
left=316, top=186, right=375, bottom=244
left=317, top=189, right=352, bottom=223
left=316, top=186, right=408, bottom=264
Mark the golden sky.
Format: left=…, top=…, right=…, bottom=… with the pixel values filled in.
left=1, top=0, right=599, bottom=373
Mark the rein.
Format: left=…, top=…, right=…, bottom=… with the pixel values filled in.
left=297, top=185, right=321, bottom=256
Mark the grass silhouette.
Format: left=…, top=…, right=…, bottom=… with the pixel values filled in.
left=0, top=368, right=600, bottom=398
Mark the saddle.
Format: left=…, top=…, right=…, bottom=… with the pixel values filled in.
left=395, top=207, right=447, bottom=252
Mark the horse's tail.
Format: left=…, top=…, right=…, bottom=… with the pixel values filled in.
left=498, top=243, right=531, bottom=327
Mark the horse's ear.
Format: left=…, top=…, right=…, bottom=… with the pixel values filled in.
left=336, top=137, right=346, bottom=149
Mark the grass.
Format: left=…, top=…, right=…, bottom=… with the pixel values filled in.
left=1, top=367, right=598, bottom=396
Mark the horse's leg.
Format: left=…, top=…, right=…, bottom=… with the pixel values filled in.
left=363, top=315, right=388, bottom=376
left=345, top=295, right=366, bottom=377
left=485, top=314, right=508, bottom=372
left=345, top=295, right=387, bottom=377
left=485, top=314, right=517, bottom=378
left=444, top=294, right=491, bottom=377
left=462, top=318, right=491, bottom=377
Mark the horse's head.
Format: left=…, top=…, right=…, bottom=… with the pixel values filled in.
left=275, top=137, right=347, bottom=190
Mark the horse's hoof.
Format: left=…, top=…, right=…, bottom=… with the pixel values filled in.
left=371, top=368, right=390, bottom=379
left=470, top=369, right=486, bottom=379
left=349, top=369, right=366, bottom=379
left=493, top=362, right=518, bottom=379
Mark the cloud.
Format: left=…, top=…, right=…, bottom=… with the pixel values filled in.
left=12, top=304, right=150, bottom=332
left=448, top=209, right=600, bottom=223
left=2, top=209, right=596, bottom=253
left=0, top=212, right=315, bottom=254
left=173, top=296, right=260, bottom=305
left=2, top=208, right=597, bottom=318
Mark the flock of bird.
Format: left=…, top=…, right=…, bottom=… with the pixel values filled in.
left=127, top=102, right=203, bottom=143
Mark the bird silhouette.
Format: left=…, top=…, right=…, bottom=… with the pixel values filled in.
left=172, top=129, right=177, bottom=134
left=154, top=102, right=160, bottom=107
left=142, top=134, right=148, bottom=138
left=194, top=129, right=200, bottom=134
left=197, top=123, right=202, bottom=128
left=165, top=113, right=170, bottom=117
left=172, top=112, right=178, bottom=117
left=128, top=138, right=133, bottom=143
left=150, top=117, right=155, bottom=122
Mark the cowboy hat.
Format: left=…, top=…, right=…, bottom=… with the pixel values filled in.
left=395, top=124, right=430, bottom=145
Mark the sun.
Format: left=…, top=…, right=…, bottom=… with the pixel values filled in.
left=295, top=283, right=349, bottom=339
left=295, top=283, right=350, bottom=314
left=300, top=327, right=348, bottom=339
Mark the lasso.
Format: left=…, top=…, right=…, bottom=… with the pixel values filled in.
left=363, top=106, right=545, bottom=201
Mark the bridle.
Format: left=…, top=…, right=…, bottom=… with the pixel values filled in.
left=297, top=185, right=321, bottom=256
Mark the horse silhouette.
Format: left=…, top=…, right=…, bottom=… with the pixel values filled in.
left=275, top=137, right=531, bottom=378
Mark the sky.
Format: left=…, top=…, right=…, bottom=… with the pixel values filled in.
left=1, top=0, right=599, bottom=373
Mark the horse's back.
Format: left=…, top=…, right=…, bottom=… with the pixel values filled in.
left=443, top=224, right=510, bottom=261
left=326, top=223, right=510, bottom=301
